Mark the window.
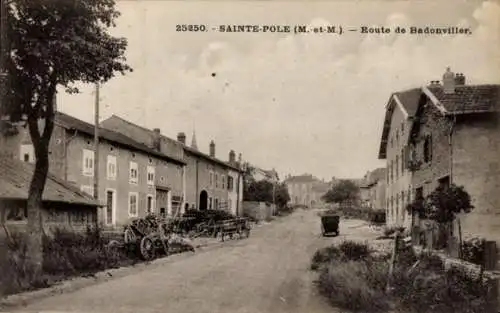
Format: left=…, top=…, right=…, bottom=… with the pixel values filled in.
left=147, top=166, right=155, bottom=185
left=395, top=155, right=399, bottom=178
left=228, top=199, right=232, bottom=211
left=209, top=197, right=213, bottom=209
left=401, top=122, right=405, bottom=133
left=146, top=194, right=154, bottom=213
left=215, top=198, right=219, bottom=209
left=6, top=206, right=27, bottom=221
left=390, top=160, right=394, bottom=181
left=221, top=175, right=226, bottom=190
left=210, top=171, right=214, bottom=186
left=20, top=144, right=35, bottom=163
left=401, top=148, right=405, bottom=173
left=128, top=192, right=138, bottom=217
left=82, top=149, right=94, bottom=176
left=401, top=190, right=405, bottom=215
left=415, top=187, right=424, bottom=201
left=107, top=155, right=117, bottom=180
left=129, top=161, right=138, bottom=184
left=81, top=185, right=94, bottom=197
left=227, top=176, right=234, bottom=191
left=215, top=173, right=219, bottom=188
left=423, top=135, right=432, bottom=163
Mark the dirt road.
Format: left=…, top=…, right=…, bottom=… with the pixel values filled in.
left=10, top=209, right=379, bottom=313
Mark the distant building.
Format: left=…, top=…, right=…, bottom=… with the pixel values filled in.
left=359, top=168, right=386, bottom=211
left=252, top=167, right=279, bottom=183
left=284, top=174, right=330, bottom=207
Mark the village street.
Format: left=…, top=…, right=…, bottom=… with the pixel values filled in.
left=9, top=209, right=382, bottom=313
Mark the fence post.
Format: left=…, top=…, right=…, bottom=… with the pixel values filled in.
left=386, top=230, right=401, bottom=293
left=484, top=241, right=497, bottom=271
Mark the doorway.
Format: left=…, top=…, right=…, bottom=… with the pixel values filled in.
left=199, top=190, right=208, bottom=211
left=105, top=189, right=116, bottom=226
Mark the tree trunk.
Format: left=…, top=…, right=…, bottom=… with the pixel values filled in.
left=436, top=222, right=451, bottom=250
left=25, top=84, right=56, bottom=280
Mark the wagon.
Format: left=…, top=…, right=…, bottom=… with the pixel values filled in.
left=320, top=214, right=340, bottom=237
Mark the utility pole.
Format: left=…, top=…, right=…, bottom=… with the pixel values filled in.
left=93, top=83, right=100, bottom=201
left=0, top=0, right=7, bottom=96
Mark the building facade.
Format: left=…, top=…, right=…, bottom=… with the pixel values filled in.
left=359, top=168, right=386, bottom=211
left=378, top=87, right=421, bottom=228
left=285, top=174, right=330, bottom=207
left=3, top=112, right=186, bottom=227
left=101, top=115, right=244, bottom=215
left=181, top=138, right=243, bottom=213
left=407, top=68, right=500, bottom=244
left=100, top=115, right=186, bottom=216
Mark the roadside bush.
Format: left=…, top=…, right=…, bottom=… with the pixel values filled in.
left=461, top=237, right=485, bottom=266
left=312, top=241, right=491, bottom=313
left=311, top=245, right=342, bottom=270
left=338, top=240, right=371, bottom=261
left=316, top=260, right=391, bottom=313
left=0, top=226, right=138, bottom=297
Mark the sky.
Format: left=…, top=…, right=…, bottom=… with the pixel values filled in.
left=57, top=0, right=500, bottom=181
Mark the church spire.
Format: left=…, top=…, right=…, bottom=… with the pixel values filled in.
left=191, top=123, right=198, bottom=150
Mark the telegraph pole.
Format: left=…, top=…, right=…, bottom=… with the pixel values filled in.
left=0, top=0, right=7, bottom=96
left=93, top=83, right=100, bottom=201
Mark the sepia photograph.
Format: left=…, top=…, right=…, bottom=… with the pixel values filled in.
left=0, top=0, right=499, bottom=312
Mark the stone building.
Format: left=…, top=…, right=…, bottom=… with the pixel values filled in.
left=101, top=115, right=244, bottom=215
left=407, top=68, right=500, bottom=245
left=285, top=174, right=330, bottom=207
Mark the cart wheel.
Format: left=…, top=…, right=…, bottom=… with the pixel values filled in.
left=140, top=237, right=156, bottom=261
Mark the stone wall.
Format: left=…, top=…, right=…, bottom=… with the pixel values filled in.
left=242, top=201, right=275, bottom=222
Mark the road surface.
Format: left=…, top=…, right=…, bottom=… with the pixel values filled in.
left=9, top=209, right=379, bottom=313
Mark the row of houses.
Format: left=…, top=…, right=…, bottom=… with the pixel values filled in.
left=0, top=110, right=245, bottom=229
left=377, top=67, right=500, bottom=245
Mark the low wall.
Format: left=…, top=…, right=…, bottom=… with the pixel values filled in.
left=242, top=201, right=276, bottom=222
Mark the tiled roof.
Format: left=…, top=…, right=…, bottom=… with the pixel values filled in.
left=56, top=112, right=185, bottom=165
left=184, top=146, right=243, bottom=172
left=101, top=114, right=241, bottom=172
left=427, top=85, right=500, bottom=114
left=284, top=174, right=316, bottom=183
left=0, top=157, right=101, bottom=206
left=395, top=88, right=422, bottom=116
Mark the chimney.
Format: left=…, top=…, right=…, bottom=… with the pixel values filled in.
left=229, top=150, right=236, bottom=163
left=152, top=128, right=161, bottom=151
left=442, top=67, right=456, bottom=94
left=177, top=132, right=186, bottom=145
left=209, top=140, right=215, bottom=157
left=429, top=80, right=441, bottom=87
left=454, top=73, right=466, bottom=86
